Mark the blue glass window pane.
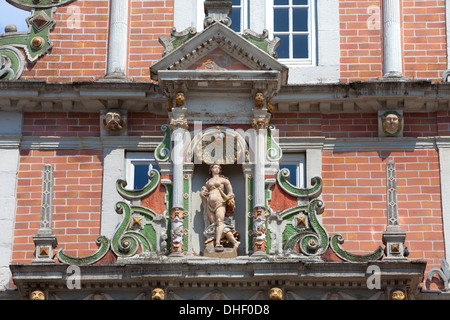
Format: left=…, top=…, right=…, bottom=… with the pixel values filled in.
left=134, top=164, right=159, bottom=189
left=293, top=8, right=308, bottom=31
left=230, top=8, right=241, bottom=32
left=134, top=164, right=149, bottom=189
left=293, top=0, right=308, bottom=5
left=280, top=164, right=298, bottom=186
left=275, top=34, right=290, bottom=58
left=231, top=0, right=241, bottom=5
left=274, top=0, right=289, bottom=5
left=274, top=8, right=289, bottom=32
left=293, top=34, right=309, bottom=58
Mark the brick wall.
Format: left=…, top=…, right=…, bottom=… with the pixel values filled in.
left=13, top=149, right=103, bottom=263
left=22, top=112, right=100, bottom=137
left=19, top=0, right=174, bottom=82
left=339, top=0, right=448, bottom=82
left=340, top=0, right=383, bottom=82
left=129, top=0, right=174, bottom=81
left=322, top=150, right=444, bottom=289
left=21, top=1, right=110, bottom=82
left=403, top=0, right=447, bottom=81
left=272, top=111, right=444, bottom=137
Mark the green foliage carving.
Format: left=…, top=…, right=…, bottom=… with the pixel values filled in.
left=57, top=236, right=110, bottom=265
left=155, top=125, right=171, bottom=162
left=330, top=234, right=384, bottom=263
left=111, top=202, right=160, bottom=257
left=283, top=200, right=329, bottom=256
left=277, top=168, right=322, bottom=199
left=116, top=169, right=160, bottom=200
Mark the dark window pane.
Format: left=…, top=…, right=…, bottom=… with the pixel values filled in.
left=274, top=8, right=289, bottom=32
left=230, top=8, right=241, bottom=32
left=275, top=34, right=290, bottom=59
left=280, top=164, right=298, bottom=186
left=274, top=0, right=289, bottom=5
left=231, top=0, right=241, bottom=5
left=134, top=164, right=150, bottom=189
left=293, top=8, right=308, bottom=31
left=293, top=0, right=308, bottom=5
left=134, top=164, right=159, bottom=189
left=293, top=34, right=309, bottom=58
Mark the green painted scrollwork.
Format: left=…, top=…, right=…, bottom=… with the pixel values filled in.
left=1, top=1, right=77, bottom=80
left=116, top=168, right=160, bottom=200
left=57, top=236, right=110, bottom=265
left=112, top=202, right=158, bottom=257
left=277, top=168, right=322, bottom=199
left=330, top=234, right=384, bottom=263
left=283, top=200, right=329, bottom=256
left=155, top=125, right=171, bottom=162
left=267, top=125, right=282, bottom=162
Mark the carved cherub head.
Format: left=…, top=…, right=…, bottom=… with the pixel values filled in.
left=269, top=287, right=283, bottom=300
left=175, top=92, right=185, bottom=107
left=390, top=289, right=406, bottom=300
left=30, top=290, right=46, bottom=300
left=152, top=288, right=165, bottom=300
left=254, top=92, right=265, bottom=108
left=103, top=112, right=124, bottom=132
left=381, top=111, right=402, bottom=136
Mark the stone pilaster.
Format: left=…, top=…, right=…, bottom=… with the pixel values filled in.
left=382, top=160, right=407, bottom=260
left=32, top=164, right=58, bottom=264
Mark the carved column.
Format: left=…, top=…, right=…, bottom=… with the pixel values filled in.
left=105, top=0, right=129, bottom=79
left=251, top=93, right=270, bottom=255
left=32, top=164, right=58, bottom=263
left=382, top=160, right=407, bottom=260
left=169, top=92, right=189, bottom=255
left=382, top=0, right=406, bottom=80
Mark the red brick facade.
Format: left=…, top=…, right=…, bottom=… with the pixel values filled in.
left=4, top=0, right=450, bottom=295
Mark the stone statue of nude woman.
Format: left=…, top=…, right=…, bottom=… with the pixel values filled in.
left=200, top=163, right=240, bottom=253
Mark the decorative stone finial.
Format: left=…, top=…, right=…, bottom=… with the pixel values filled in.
left=204, top=0, right=232, bottom=28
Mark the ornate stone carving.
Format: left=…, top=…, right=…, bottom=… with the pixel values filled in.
left=158, top=27, right=197, bottom=57
left=152, top=288, right=165, bottom=300
left=175, top=91, right=185, bottom=107
left=103, top=112, right=124, bottom=132
left=201, top=164, right=240, bottom=255
left=389, top=289, right=406, bottom=300
left=252, top=117, right=269, bottom=130
left=379, top=110, right=403, bottom=137
left=242, top=29, right=281, bottom=59
left=269, top=287, right=283, bottom=300
left=30, top=290, right=46, bottom=300
left=254, top=92, right=265, bottom=109
left=203, top=0, right=232, bottom=29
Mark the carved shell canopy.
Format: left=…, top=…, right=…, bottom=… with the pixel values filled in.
left=189, top=127, right=248, bottom=164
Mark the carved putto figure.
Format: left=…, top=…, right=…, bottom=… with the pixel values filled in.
left=200, top=164, right=240, bottom=253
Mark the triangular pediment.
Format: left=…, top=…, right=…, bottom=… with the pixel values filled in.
left=150, top=22, right=288, bottom=85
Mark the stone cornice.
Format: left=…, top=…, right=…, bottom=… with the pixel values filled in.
left=0, top=80, right=450, bottom=114
left=10, top=258, right=426, bottom=296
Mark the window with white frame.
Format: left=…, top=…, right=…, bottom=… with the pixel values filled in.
left=270, top=0, right=316, bottom=64
left=279, top=153, right=306, bottom=188
left=229, top=0, right=248, bottom=33
left=125, top=152, right=159, bottom=190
